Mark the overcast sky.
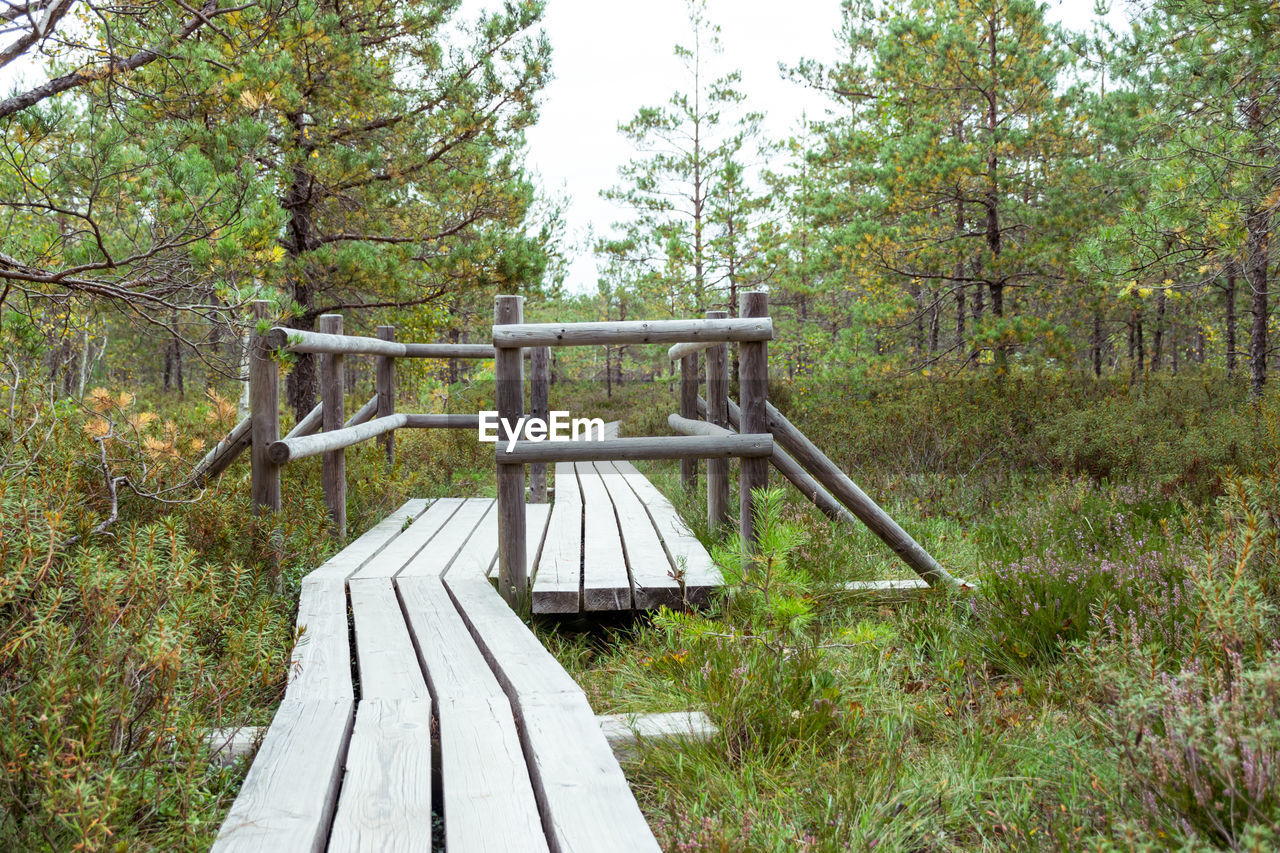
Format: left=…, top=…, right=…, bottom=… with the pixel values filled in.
left=523, top=0, right=1131, bottom=293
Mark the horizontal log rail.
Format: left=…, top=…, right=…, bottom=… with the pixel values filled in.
left=667, top=340, right=718, bottom=361
left=492, top=317, right=772, bottom=349
left=402, top=414, right=481, bottom=429
left=190, top=414, right=252, bottom=485
left=268, top=414, right=408, bottom=464
left=266, top=327, right=523, bottom=360
left=494, top=434, right=772, bottom=465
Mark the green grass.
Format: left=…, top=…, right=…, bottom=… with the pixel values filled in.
left=535, top=374, right=1280, bottom=851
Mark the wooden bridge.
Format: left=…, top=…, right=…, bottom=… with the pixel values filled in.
left=204, top=292, right=963, bottom=850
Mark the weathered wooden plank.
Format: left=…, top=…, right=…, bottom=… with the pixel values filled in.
left=492, top=317, right=773, bottom=349
left=441, top=498, right=499, bottom=579
left=397, top=498, right=492, bottom=578
left=304, top=499, right=429, bottom=583
left=532, top=462, right=582, bottom=614
left=289, top=578, right=354, bottom=702
left=597, top=711, right=718, bottom=762
left=328, top=698, right=434, bottom=853
left=594, top=462, right=682, bottom=610
left=444, top=574, right=582, bottom=700
left=348, top=578, right=428, bottom=700
left=606, top=461, right=721, bottom=604
left=518, top=692, right=662, bottom=853
left=498, top=434, right=772, bottom=465
left=444, top=574, right=659, bottom=851
left=576, top=462, right=632, bottom=611
left=347, top=497, right=462, bottom=581
left=396, top=576, right=549, bottom=852
left=211, top=697, right=353, bottom=853
left=496, top=501, right=551, bottom=580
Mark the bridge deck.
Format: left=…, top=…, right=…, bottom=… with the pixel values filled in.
left=214, top=456, right=717, bottom=851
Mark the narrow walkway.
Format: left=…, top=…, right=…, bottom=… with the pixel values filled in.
left=214, top=450, right=718, bottom=850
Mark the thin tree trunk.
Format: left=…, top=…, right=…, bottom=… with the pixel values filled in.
left=1153, top=288, right=1166, bottom=372
left=1226, top=267, right=1238, bottom=378
left=1092, top=309, right=1103, bottom=379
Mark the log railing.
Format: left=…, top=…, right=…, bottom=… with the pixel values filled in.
left=489, top=292, right=776, bottom=608
left=204, top=292, right=957, bottom=602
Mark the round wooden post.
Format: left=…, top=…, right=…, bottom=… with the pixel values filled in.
left=319, top=314, right=346, bottom=540
left=680, top=352, right=698, bottom=493
left=705, top=309, right=730, bottom=532
left=530, top=345, right=550, bottom=503
left=495, top=295, right=528, bottom=608
left=739, top=292, right=769, bottom=552
left=249, top=300, right=280, bottom=516
left=376, top=325, right=396, bottom=470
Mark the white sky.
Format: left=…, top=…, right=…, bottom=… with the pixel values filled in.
left=523, top=0, right=1132, bottom=293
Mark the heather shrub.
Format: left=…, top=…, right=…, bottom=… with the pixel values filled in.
left=972, top=479, right=1194, bottom=665
left=1104, top=653, right=1280, bottom=849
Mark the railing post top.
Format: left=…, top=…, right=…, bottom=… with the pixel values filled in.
left=706, top=309, right=728, bottom=320
left=318, top=314, right=343, bottom=332
left=741, top=291, right=768, bottom=318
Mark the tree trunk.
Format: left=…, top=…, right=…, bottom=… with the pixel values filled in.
left=1153, top=288, right=1166, bottom=372
left=1092, top=309, right=1103, bottom=379
left=1246, top=206, right=1270, bottom=399
left=1226, top=267, right=1238, bottom=378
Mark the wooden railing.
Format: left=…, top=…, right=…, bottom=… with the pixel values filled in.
left=200, top=291, right=959, bottom=606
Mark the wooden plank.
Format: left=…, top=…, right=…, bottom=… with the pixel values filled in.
left=594, top=462, right=682, bottom=610
left=497, top=501, right=551, bottom=580
left=597, top=711, right=718, bottom=762
left=397, top=576, right=549, bottom=852
left=444, top=574, right=659, bottom=851
left=444, top=574, right=582, bottom=700
left=211, top=698, right=353, bottom=853
left=348, top=578, right=427, bottom=700
left=497, top=433, right=772, bottom=465
left=606, top=461, right=721, bottom=605
left=289, top=577, right=353, bottom=702
left=518, top=692, right=661, bottom=853
left=441, top=498, right=499, bottom=579
left=533, top=462, right=582, bottom=614
left=304, top=499, right=429, bottom=583
left=576, top=462, right=632, bottom=611
left=328, top=698, right=434, bottom=853
left=397, top=498, right=492, bottom=578
left=492, top=317, right=773, bottom=349
left=347, top=497, right=463, bottom=581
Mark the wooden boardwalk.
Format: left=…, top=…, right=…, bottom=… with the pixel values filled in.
left=214, top=453, right=718, bottom=851
left=530, top=421, right=721, bottom=614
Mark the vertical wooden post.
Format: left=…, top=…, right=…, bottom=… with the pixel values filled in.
left=680, top=352, right=698, bottom=493
left=705, top=309, right=730, bottom=532
left=376, top=325, right=396, bottom=470
left=739, top=292, right=769, bottom=552
left=249, top=300, right=280, bottom=515
left=530, top=345, right=550, bottom=503
left=495, top=295, right=528, bottom=608
left=319, top=314, right=346, bottom=540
